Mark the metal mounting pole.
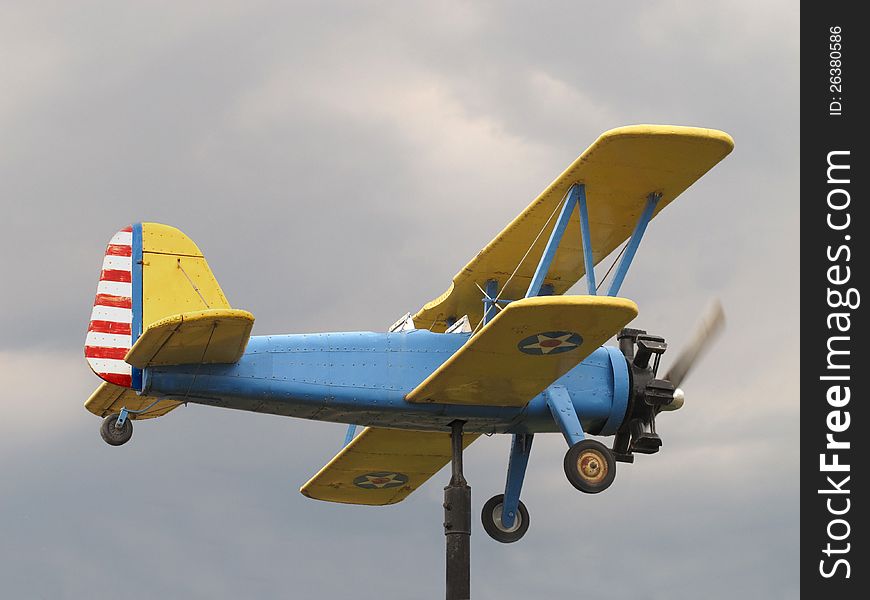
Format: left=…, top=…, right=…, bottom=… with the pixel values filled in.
left=444, top=420, right=471, bottom=600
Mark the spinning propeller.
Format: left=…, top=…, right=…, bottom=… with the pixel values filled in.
left=612, top=300, right=726, bottom=462
left=660, top=300, right=726, bottom=411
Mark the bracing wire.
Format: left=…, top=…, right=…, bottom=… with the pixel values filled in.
left=595, top=242, right=628, bottom=292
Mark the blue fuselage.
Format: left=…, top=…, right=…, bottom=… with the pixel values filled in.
left=142, top=331, right=630, bottom=435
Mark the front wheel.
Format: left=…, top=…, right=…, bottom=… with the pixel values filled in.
left=100, top=414, right=133, bottom=446
left=564, top=439, right=616, bottom=493
left=481, top=494, right=529, bottom=543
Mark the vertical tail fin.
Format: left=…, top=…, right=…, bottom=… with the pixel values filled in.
left=85, top=223, right=237, bottom=389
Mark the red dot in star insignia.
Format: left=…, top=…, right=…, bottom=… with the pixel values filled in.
left=540, top=340, right=562, bottom=347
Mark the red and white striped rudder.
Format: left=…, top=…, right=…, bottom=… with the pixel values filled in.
left=85, top=226, right=134, bottom=387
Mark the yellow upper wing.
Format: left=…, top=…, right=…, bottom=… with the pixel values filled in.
left=301, top=427, right=478, bottom=506
left=412, top=125, right=734, bottom=331
left=406, top=295, right=637, bottom=407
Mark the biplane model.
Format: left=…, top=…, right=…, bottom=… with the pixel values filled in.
left=84, top=125, right=732, bottom=543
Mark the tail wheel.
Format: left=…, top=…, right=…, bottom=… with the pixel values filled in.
left=100, top=414, right=133, bottom=446
left=481, top=494, right=529, bottom=543
left=564, top=439, right=615, bottom=493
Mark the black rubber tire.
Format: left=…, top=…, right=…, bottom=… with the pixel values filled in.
left=564, top=439, right=616, bottom=493
left=100, top=414, right=133, bottom=446
left=481, top=494, right=529, bottom=543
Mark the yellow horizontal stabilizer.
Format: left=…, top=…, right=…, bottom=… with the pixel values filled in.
left=300, top=427, right=478, bottom=506
left=413, top=125, right=733, bottom=331
left=124, top=308, right=254, bottom=369
left=84, top=382, right=180, bottom=420
left=406, top=295, right=637, bottom=406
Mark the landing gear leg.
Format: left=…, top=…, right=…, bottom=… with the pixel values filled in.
left=444, top=420, right=471, bottom=600
left=482, top=433, right=532, bottom=543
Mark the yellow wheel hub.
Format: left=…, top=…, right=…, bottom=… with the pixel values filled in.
left=577, top=450, right=607, bottom=483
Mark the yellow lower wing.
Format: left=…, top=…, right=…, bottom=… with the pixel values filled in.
left=406, top=295, right=637, bottom=406
left=300, top=427, right=478, bottom=506
left=84, top=382, right=180, bottom=419
left=124, top=308, right=254, bottom=369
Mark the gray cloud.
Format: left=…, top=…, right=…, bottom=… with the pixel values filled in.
left=1, top=1, right=798, bottom=598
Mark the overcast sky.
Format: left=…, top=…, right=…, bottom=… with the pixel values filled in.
left=0, top=2, right=798, bottom=598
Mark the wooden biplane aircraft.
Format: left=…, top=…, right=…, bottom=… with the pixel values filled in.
left=84, top=125, right=732, bottom=543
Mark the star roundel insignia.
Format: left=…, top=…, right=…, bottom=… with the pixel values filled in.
left=517, top=331, right=583, bottom=355
left=352, top=472, right=410, bottom=489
